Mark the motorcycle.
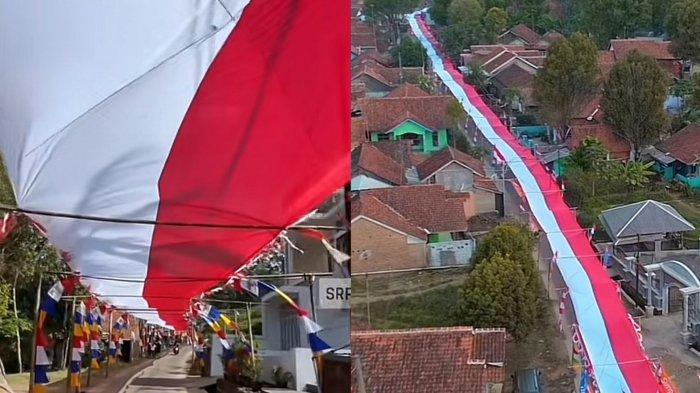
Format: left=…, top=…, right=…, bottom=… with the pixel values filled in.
left=172, top=344, right=180, bottom=355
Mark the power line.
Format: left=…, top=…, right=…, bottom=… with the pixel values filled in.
left=0, top=203, right=345, bottom=231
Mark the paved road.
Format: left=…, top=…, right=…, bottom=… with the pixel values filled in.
left=121, top=347, right=214, bottom=393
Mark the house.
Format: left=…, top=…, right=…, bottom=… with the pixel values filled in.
left=260, top=191, right=349, bottom=391
left=498, top=24, right=542, bottom=47
left=416, top=147, right=503, bottom=215
left=352, top=58, right=424, bottom=98
left=356, top=91, right=454, bottom=153
left=352, top=19, right=377, bottom=53
left=351, top=143, right=408, bottom=190
left=531, top=31, right=565, bottom=51
left=597, top=200, right=700, bottom=346
left=489, top=58, right=540, bottom=109
left=351, top=185, right=476, bottom=272
left=609, top=38, right=682, bottom=80
left=644, top=124, right=700, bottom=189
left=459, top=45, right=544, bottom=110
left=351, top=327, right=506, bottom=393
left=566, top=98, right=632, bottom=160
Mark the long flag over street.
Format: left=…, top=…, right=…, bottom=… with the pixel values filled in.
left=0, top=0, right=349, bottom=329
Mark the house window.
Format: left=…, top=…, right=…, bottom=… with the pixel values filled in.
left=377, top=133, right=390, bottom=141
left=400, top=133, right=422, bottom=149
left=432, top=132, right=439, bottom=147
left=280, top=302, right=301, bottom=350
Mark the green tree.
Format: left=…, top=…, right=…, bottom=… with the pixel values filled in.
left=573, top=0, right=652, bottom=47
left=472, top=223, right=537, bottom=268
left=667, top=0, right=700, bottom=62
left=609, top=161, right=656, bottom=189
left=483, top=7, right=509, bottom=43
left=390, top=38, right=427, bottom=67
left=458, top=252, right=538, bottom=339
left=365, top=0, right=422, bottom=23
left=441, top=21, right=483, bottom=62
left=602, top=51, right=669, bottom=159
left=514, top=0, right=549, bottom=30
left=563, top=137, right=609, bottom=172
left=465, top=62, right=490, bottom=93
left=430, top=0, right=452, bottom=26
left=448, top=0, right=484, bottom=25
left=534, top=33, right=600, bottom=134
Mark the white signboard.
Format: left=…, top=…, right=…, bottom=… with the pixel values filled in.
left=317, top=278, right=350, bottom=309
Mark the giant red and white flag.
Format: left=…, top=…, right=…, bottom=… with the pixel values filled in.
left=0, top=0, right=349, bottom=329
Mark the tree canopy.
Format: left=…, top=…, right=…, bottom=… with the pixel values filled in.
left=570, top=0, right=652, bottom=47
left=390, top=38, right=427, bottom=67
left=602, top=51, right=669, bottom=158
left=365, top=0, right=422, bottom=23
left=534, top=33, right=600, bottom=132
left=458, top=252, right=538, bottom=340
left=667, top=0, right=700, bottom=62
left=448, top=0, right=484, bottom=25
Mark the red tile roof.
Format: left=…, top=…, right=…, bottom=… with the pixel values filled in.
left=610, top=39, right=678, bottom=61
left=656, top=124, right=700, bottom=165
left=357, top=95, right=454, bottom=132
left=599, top=51, right=616, bottom=78
left=503, top=24, right=541, bottom=45
left=351, top=193, right=427, bottom=240
left=351, top=117, right=368, bottom=148
left=416, top=147, right=486, bottom=180
left=352, top=143, right=407, bottom=186
left=372, top=140, right=415, bottom=167
left=474, top=177, right=501, bottom=193
left=482, top=50, right=517, bottom=74
left=385, top=83, right=430, bottom=98
left=568, top=120, right=631, bottom=160
left=352, top=59, right=424, bottom=86
left=362, top=185, right=470, bottom=233
left=352, top=327, right=506, bottom=393
left=352, top=33, right=377, bottom=49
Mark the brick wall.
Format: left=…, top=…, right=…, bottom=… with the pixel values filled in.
left=351, top=218, right=426, bottom=273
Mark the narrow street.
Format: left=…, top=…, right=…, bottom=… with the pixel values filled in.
left=120, top=347, right=214, bottom=393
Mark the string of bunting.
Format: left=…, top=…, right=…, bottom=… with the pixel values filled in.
left=33, top=276, right=79, bottom=393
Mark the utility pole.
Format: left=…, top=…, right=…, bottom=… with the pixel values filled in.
left=29, top=272, right=43, bottom=393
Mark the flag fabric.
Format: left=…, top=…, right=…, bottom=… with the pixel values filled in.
left=0, top=0, right=349, bottom=329
left=40, top=280, right=64, bottom=319
left=301, top=315, right=331, bottom=356
left=34, top=345, right=51, bottom=393
left=71, top=302, right=86, bottom=388
left=579, top=370, right=589, bottom=393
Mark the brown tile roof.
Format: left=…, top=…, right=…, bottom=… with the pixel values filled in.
left=385, top=83, right=430, bottom=98
left=351, top=50, right=391, bottom=68
left=656, top=124, right=700, bottom=165
left=599, top=51, right=616, bottom=78
left=372, top=140, right=415, bottom=167
left=416, top=147, right=486, bottom=180
left=504, top=24, right=541, bottom=45
left=568, top=121, right=631, bottom=160
left=610, top=39, right=678, bottom=61
left=352, top=19, right=374, bottom=35
left=363, top=185, right=470, bottom=233
left=352, top=327, right=506, bottom=393
left=491, top=62, right=536, bottom=89
left=352, top=59, right=424, bottom=86
left=474, top=177, right=501, bottom=193
left=352, top=33, right=377, bottom=49
left=482, top=51, right=517, bottom=74
left=462, top=45, right=526, bottom=66
left=357, top=95, right=454, bottom=132
left=352, top=143, right=407, bottom=186
left=351, top=117, right=368, bottom=148
left=351, top=193, right=427, bottom=240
